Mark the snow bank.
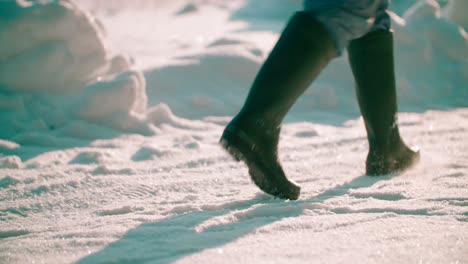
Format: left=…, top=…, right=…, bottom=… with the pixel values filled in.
left=0, top=0, right=151, bottom=145
left=391, top=0, right=468, bottom=109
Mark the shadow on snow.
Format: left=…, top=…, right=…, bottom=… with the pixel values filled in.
left=78, top=173, right=431, bottom=264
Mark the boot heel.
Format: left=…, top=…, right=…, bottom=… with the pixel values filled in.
left=220, top=138, right=244, bottom=162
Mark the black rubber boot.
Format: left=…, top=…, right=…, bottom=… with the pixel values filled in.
left=220, top=12, right=336, bottom=200
left=347, top=30, right=420, bottom=176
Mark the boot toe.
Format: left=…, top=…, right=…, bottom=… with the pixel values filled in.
left=220, top=125, right=301, bottom=200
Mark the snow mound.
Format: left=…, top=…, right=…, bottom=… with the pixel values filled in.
left=0, top=0, right=151, bottom=144
left=0, top=0, right=125, bottom=92
left=392, top=0, right=468, bottom=109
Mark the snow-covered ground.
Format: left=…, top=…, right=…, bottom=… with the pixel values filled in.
left=0, top=0, right=467, bottom=263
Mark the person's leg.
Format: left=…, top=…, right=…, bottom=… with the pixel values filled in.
left=220, top=12, right=336, bottom=200
left=220, top=0, right=386, bottom=199
left=347, top=0, right=420, bottom=175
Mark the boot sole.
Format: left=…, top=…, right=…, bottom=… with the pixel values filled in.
left=220, top=126, right=301, bottom=200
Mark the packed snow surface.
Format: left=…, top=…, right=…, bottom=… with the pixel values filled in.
left=0, top=0, right=467, bottom=263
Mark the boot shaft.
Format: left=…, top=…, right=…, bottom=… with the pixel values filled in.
left=238, top=12, right=336, bottom=128
left=347, top=30, right=401, bottom=151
